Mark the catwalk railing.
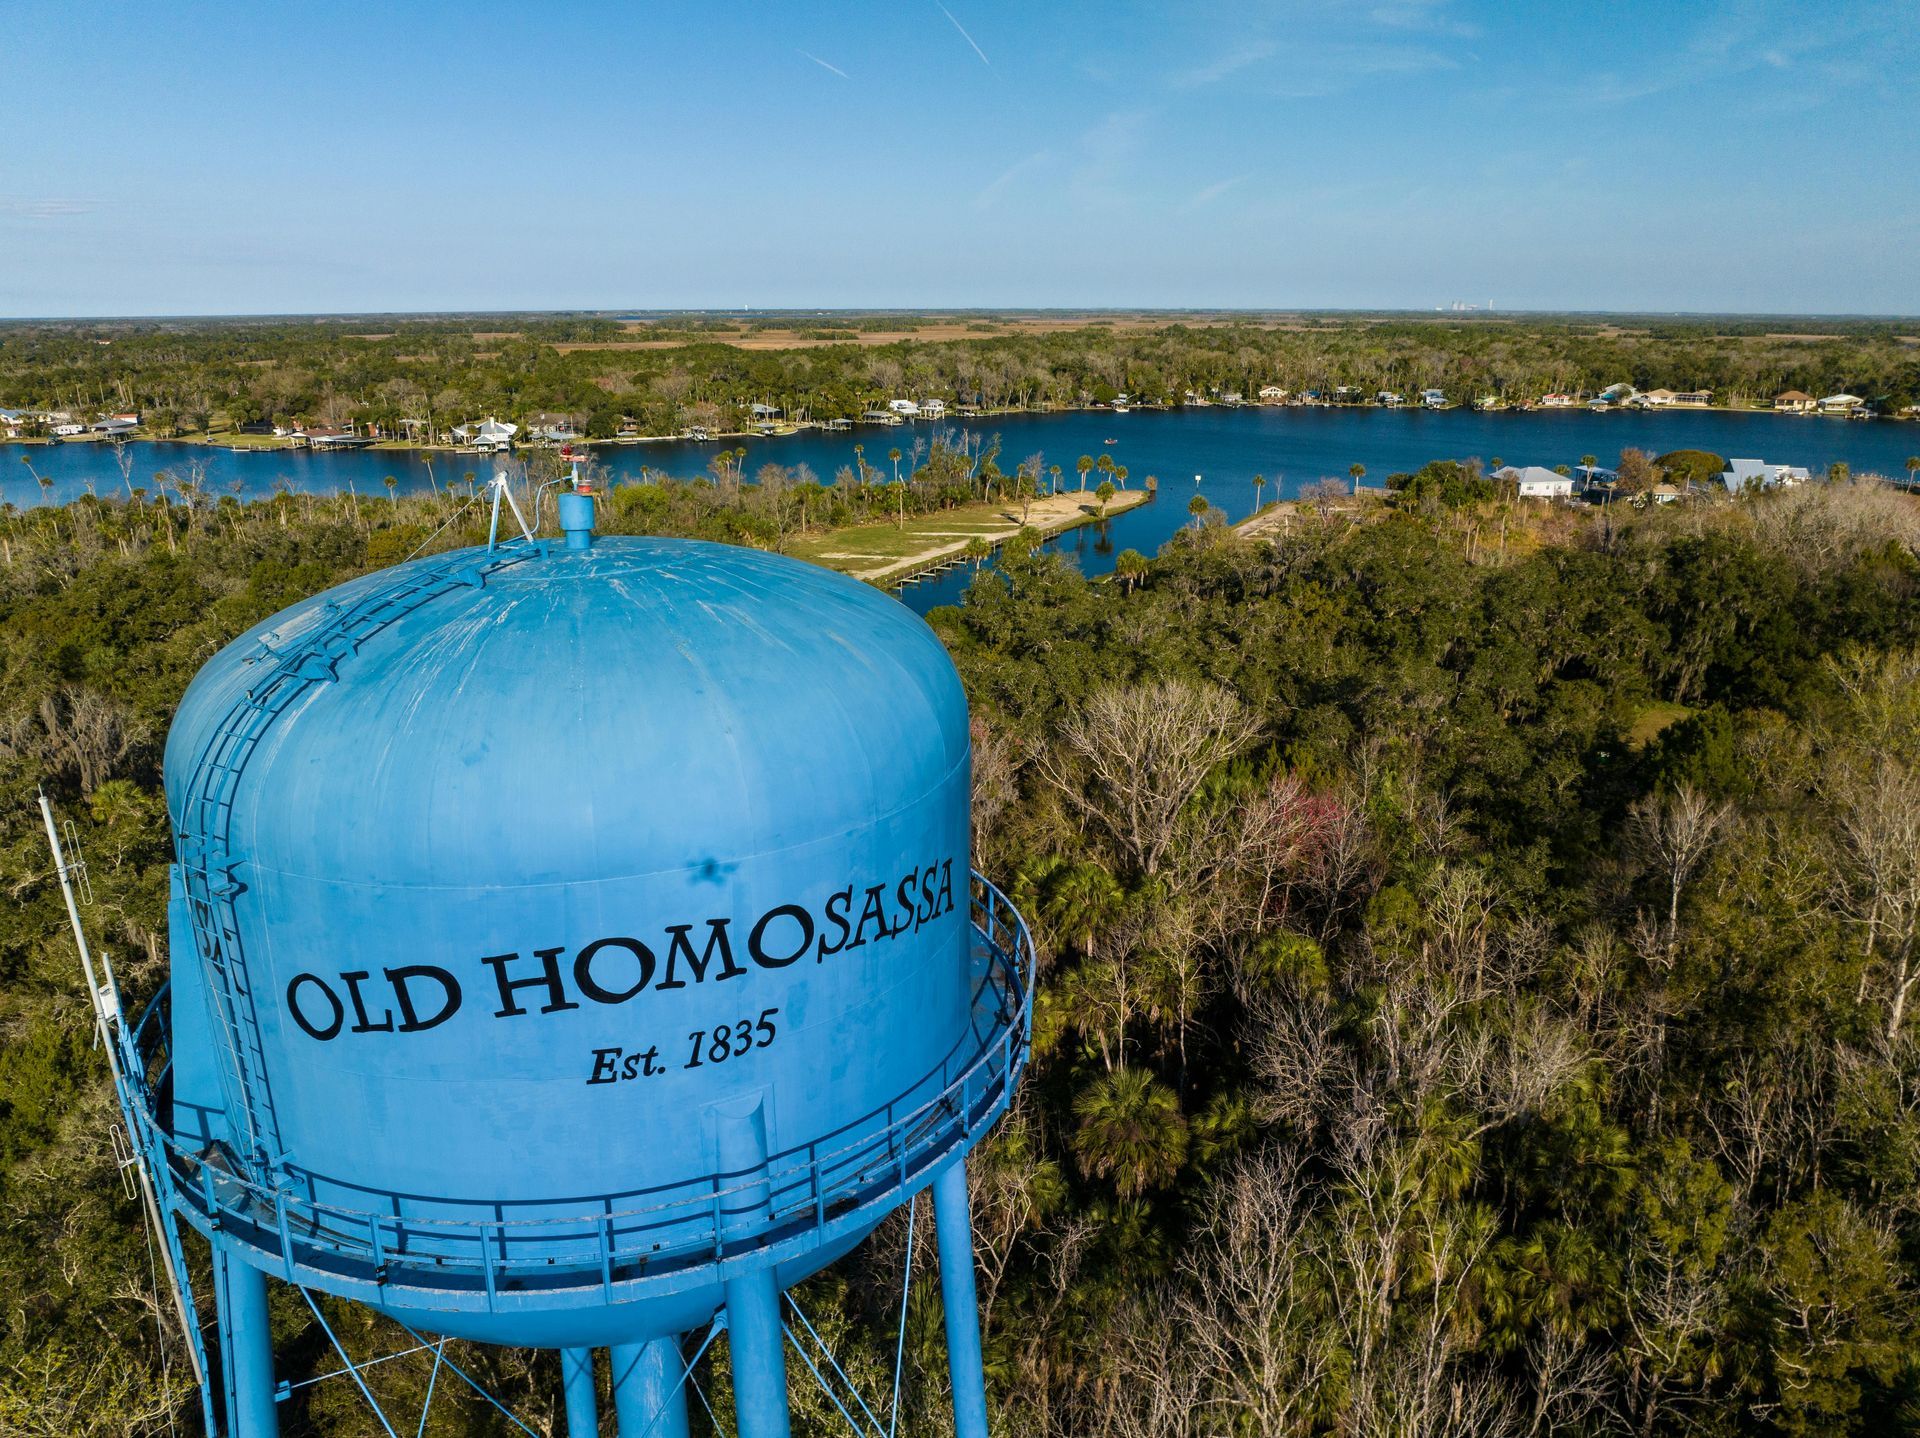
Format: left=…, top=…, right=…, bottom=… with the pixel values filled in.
left=122, top=874, right=1033, bottom=1315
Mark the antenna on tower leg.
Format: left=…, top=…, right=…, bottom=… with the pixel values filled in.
left=38, top=789, right=214, bottom=1430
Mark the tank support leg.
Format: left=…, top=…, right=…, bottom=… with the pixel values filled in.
left=726, top=1268, right=792, bottom=1438
left=562, top=1347, right=599, bottom=1437
left=214, top=1242, right=278, bottom=1438
left=933, top=1158, right=991, bottom=1438
left=611, top=1336, right=690, bottom=1438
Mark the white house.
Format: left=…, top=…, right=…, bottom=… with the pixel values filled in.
left=1819, top=393, right=1864, bottom=415
left=453, top=417, right=518, bottom=451
left=886, top=398, right=921, bottom=418
left=1493, top=464, right=1573, bottom=499
left=1539, top=392, right=1578, bottom=408
left=1720, top=458, right=1812, bottom=494
left=1421, top=388, right=1448, bottom=409
left=1376, top=390, right=1405, bottom=407
left=1258, top=384, right=1288, bottom=401
left=1774, top=390, right=1816, bottom=413
left=918, top=398, right=947, bottom=419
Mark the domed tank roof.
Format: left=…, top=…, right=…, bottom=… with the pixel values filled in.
left=166, top=538, right=967, bottom=890
left=162, top=536, right=978, bottom=1255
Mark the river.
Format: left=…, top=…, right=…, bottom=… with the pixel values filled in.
left=12, top=407, right=1917, bottom=613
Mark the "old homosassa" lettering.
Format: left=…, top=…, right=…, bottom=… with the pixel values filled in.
left=282, top=859, right=958, bottom=1043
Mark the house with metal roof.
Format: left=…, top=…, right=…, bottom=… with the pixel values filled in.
left=1493, top=464, right=1574, bottom=499
left=1720, top=458, right=1812, bottom=494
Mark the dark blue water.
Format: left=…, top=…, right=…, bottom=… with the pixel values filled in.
left=13, top=407, right=1916, bottom=613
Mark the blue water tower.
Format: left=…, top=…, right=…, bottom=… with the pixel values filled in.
left=116, top=493, right=1033, bottom=1436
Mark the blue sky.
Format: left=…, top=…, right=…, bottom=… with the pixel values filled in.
left=3, top=0, right=1917, bottom=317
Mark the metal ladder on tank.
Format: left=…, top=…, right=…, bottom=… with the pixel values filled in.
left=175, top=542, right=542, bottom=1177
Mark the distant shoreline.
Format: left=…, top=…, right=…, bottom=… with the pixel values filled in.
left=4, top=399, right=1911, bottom=457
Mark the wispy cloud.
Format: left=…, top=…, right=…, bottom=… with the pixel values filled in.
left=798, top=49, right=849, bottom=79
left=1185, top=175, right=1251, bottom=210
left=1067, top=110, right=1153, bottom=208
left=1368, top=0, right=1479, bottom=39
left=0, top=198, right=100, bottom=220
left=935, top=2, right=991, bottom=67
left=1174, top=38, right=1277, bottom=88
left=1265, top=42, right=1457, bottom=98
left=976, top=150, right=1053, bottom=208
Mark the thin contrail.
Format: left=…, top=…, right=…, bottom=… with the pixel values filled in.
left=799, top=49, right=849, bottom=79
left=935, top=2, right=990, bottom=66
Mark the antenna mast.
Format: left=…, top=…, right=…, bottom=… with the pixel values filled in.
left=38, top=790, right=210, bottom=1402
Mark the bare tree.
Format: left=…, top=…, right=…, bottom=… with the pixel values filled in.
left=1037, top=678, right=1260, bottom=877
left=1627, top=782, right=1734, bottom=948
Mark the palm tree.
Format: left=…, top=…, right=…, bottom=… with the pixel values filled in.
left=1252, top=472, right=1266, bottom=511
left=1113, top=465, right=1129, bottom=491
left=888, top=446, right=902, bottom=484
left=1076, top=454, right=1093, bottom=491
left=1048, top=463, right=1063, bottom=495
left=1095, top=479, right=1116, bottom=518
left=964, top=536, right=991, bottom=568
left=1114, top=548, right=1148, bottom=594
left=853, top=444, right=867, bottom=485
left=383, top=475, right=398, bottom=507
left=1349, top=462, right=1365, bottom=494
left=885, top=479, right=907, bottom=529
left=1072, top=1068, right=1189, bottom=1197
left=1187, top=494, right=1209, bottom=529
left=1907, top=456, right=1920, bottom=490
left=1044, top=863, right=1124, bottom=961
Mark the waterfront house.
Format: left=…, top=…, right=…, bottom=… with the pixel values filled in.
left=90, top=416, right=139, bottom=436
left=0, top=408, right=25, bottom=438
left=451, top=417, right=517, bottom=451
left=1673, top=390, right=1712, bottom=407
left=1721, top=458, right=1812, bottom=494
left=1633, top=388, right=1678, bottom=408
left=748, top=403, right=781, bottom=421
left=1421, top=388, right=1448, bottom=409
left=1539, top=392, right=1578, bottom=408
left=1819, top=393, right=1865, bottom=416
left=1773, top=390, right=1817, bottom=413
left=1258, top=384, right=1288, bottom=402
left=886, top=398, right=921, bottom=418
left=919, top=398, right=947, bottom=419
left=1598, top=383, right=1636, bottom=406
left=51, top=422, right=85, bottom=437
left=1575, top=463, right=1619, bottom=491
left=1376, top=390, right=1405, bottom=407
left=1222, top=390, right=1247, bottom=406
left=1493, top=465, right=1573, bottom=499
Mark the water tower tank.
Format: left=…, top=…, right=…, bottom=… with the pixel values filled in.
left=140, top=504, right=1033, bottom=1437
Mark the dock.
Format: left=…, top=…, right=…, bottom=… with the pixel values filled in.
left=789, top=489, right=1151, bottom=587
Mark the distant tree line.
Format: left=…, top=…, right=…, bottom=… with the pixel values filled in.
left=2, top=314, right=1916, bottom=442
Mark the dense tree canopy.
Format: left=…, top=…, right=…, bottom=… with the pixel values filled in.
left=6, top=469, right=1920, bottom=1433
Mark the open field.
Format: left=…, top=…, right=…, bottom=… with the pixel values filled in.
left=788, top=487, right=1149, bottom=583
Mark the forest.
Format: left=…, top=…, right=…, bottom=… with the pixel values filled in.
left=2, top=312, right=1917, bottom=440
left=5, top=461, right=1920, bottom=1435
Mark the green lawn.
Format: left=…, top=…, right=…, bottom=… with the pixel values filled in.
left=1628, top=701, right=1692, bottom=748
